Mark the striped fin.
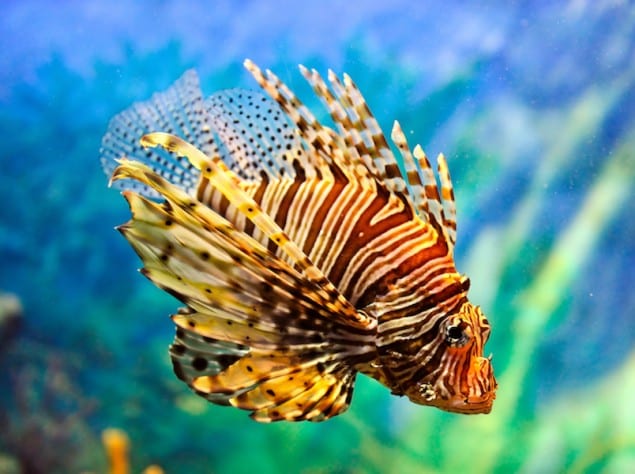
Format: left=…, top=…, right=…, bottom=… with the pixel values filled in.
left=299, top=66, right=376, bottom=185
left=303, top=63, right=455, bottom=245
left=338, top=71, right=394, bottom=176
left=100, top=70, right=216, bottom=198
left=436, top=153, right=457, bottom=246
left=112, top=159, right=369, bottom=421
left=310, top=68, right=405, bottom=196
left=137, top=132, right=374, bottom=329
left=300, top=66, right=389, bottom=184
left=391, top=122, right=457, bottom=247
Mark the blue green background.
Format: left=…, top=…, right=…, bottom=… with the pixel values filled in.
left=1, top=1, right=634, bottom=472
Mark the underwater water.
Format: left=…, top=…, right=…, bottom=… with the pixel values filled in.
left=1, top=0, right=634, bottom=472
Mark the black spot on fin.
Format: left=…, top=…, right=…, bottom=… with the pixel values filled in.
left=170, top=326, right=249, bottom=406
left=101, top=70, right=218, bottom=198
left=206, top=89, right=308, bottom=181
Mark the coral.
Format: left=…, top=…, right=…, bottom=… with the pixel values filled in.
left=102, top=428, right=164, bottom=474
left=103, top=429, right=130, bottom=474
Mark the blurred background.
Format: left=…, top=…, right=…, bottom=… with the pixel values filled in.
left=1, top=1, right=634, bottom=473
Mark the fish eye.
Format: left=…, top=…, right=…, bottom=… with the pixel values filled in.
left=445, top=320, right=470, bottom=347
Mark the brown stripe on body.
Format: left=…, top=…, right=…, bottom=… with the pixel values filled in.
left=285, top=180, right=322, bottom=251
left=273, top=176, right=304, bottom=237
left=374, top=267, right=463, bottom=326
left=377, top=290, right=467, bottom=343
left=324, top=190, right=415, bottom=302
left=315, top=184, right=390, bottom=283
left=313, top=181, right=373, bottom=276
left=343, top=223, right=431, bottom=303
left=193, top=159, right=453, bottom=316
left=196, top=176, right=211, bottom=202
left=397, top=344, right=444, bottom=390
left=353, top=231, right=452, bottom=309
left=196, top=175, right=233, bottom=225
left=298, top=177, right=347, bottom=258
left=380, top=318, right=447, bottom=373
left=370, top=331, right=448, bottom=395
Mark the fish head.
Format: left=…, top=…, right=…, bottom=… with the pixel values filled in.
left=403, top=301, right=497, bottom=414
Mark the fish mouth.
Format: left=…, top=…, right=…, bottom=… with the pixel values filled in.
left=405, top=383, right=497, bottom=415
left=436, top=393, right=496, bottom=414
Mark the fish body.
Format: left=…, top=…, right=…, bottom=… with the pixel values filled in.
left=101, top=60, right=496, bottom=421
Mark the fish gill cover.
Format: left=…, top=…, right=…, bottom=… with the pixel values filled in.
left=0, top=1, right=634, bottom=473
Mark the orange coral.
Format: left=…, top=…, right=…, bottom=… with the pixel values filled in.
left=102, top=429, right=130, bottom=474
left=102, top=428, right=164, bottom=474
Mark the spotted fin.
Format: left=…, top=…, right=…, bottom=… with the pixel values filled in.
left=206, top=89, right=307, bottom=180
left=100, top=70, right=217, bottom=199
left=111, top=158, right=372, bottom=421
left=170, top=323, right=357, bottom=422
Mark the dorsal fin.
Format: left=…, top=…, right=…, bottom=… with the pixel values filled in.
left=243, top=60, right=339, bottom=175
left=435, top=153, right=457, bottom=247
left=206, top=89, right=307, bottom=181
left=244, top=60, right=457, bottom=248
left=100, top=70, right=216, bottom=199
left=298, top=66, right=406, bottom=196
left=102, top=62, right=458, bottom=249
left=391, top=123, right=457, bottom=248
left=298, top=66, right=376, bottom=185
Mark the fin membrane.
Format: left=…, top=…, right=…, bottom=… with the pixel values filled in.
left=100, top=70, right=216, bottom=198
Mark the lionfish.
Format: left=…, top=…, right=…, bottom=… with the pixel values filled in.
left=100, top=60, right=496, bottom=422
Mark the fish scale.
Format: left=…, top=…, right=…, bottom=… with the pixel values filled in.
left=101, top=59, right=496, bottom=421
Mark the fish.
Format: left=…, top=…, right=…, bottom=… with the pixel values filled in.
left=100, top=59, right=496, bottom=422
